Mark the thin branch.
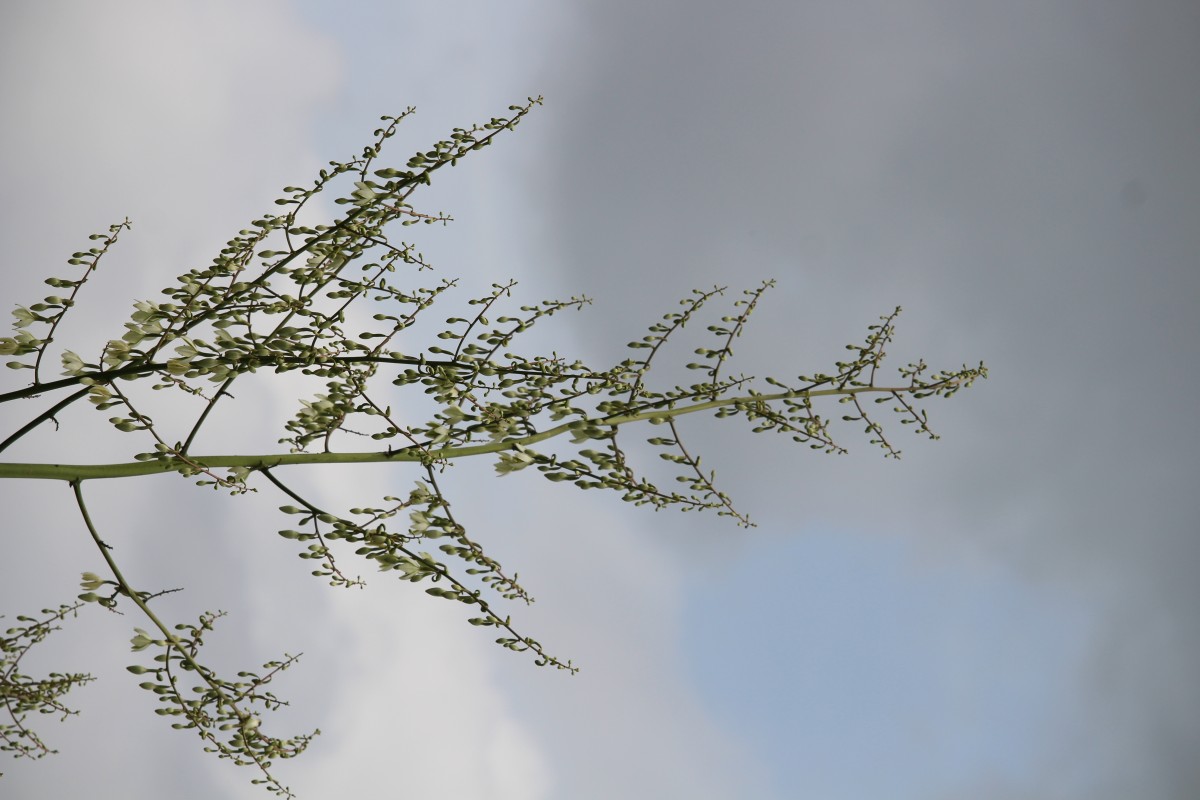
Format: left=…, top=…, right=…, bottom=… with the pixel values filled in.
left=0, top=387, right=90, bottom=454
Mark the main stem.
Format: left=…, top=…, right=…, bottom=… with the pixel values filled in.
left=0, top=385, right=907, bottom=481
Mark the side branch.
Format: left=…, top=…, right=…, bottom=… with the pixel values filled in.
left=0, top=354, right=606, bottom=406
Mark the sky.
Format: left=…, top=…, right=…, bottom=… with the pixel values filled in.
left=1, top=1, right=1198, bottom=798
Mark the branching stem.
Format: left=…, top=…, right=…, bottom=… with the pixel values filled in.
left=4, top=384, right=930, bottom=482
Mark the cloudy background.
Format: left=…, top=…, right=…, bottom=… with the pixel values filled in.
left=2, top=1, right=1197, bottom=798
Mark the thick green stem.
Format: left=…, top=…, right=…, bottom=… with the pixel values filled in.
left=0, top=385, right=907, bottom=482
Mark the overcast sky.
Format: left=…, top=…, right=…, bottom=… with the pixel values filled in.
left=2, top=2, right=1198, bottom=799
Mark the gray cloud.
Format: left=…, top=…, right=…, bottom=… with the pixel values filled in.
left=534, top=1, right=1200, bottom=796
